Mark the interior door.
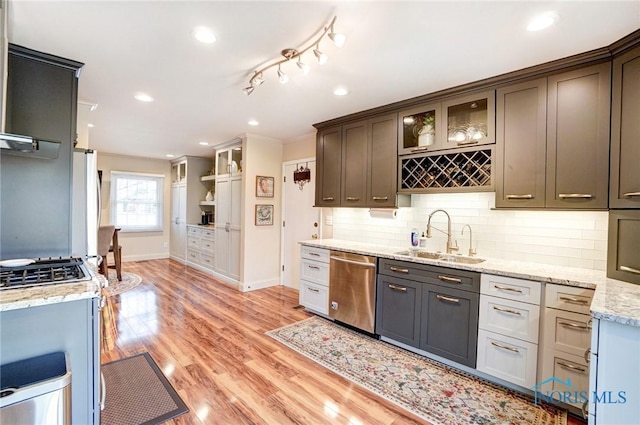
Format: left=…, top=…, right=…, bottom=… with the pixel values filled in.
left=282, top=160, right=319, bottom=289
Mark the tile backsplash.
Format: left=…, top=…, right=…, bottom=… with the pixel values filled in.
left=331, top=192, right=608, bottom=271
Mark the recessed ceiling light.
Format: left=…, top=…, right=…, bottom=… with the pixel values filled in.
left=198, top=141, right=209, bottom=146
left=527, top=11, right=559, bottom=32
left=134, top=93, right=154, bottom=102
left=87, top=123, right=95, bottom=128
left=165, top=154, right=174, bottom=158
left=193, top=26, right=216, bottom=44
left=333, top=87, right=349, bottom=96
left=248, top=120, right=259, bottom=126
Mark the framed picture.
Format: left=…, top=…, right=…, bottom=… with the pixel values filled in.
left=255, top=204, right=274, bottom=226
left=256, top=175, right=274, bottom=198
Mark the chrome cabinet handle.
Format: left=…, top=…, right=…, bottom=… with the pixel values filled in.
left=620, top=265, right=640, bottom=275
left=388, top=284, right=407, bottom=292
left=559, top=321, right=590, bottom=330
left=493, top=285, right=523, bottom=293
left=493, top=306, right=522, bottom=316
left=584, top=348, right=591, bottom=363
left=457, top=140, right=479, bottom=146
left=436, top=294, right=459, bottom=303
left=307, top=265, right=320, bottom=270
left=372, top=196, right=389, bottom=201
left=559, top=296, right=589, bottom=305
left=557, top=361, right=586, bottom=373
left=438, top=275, right=462, bottom=283
left=411, top=146, right=429, bottom=152
left=389, top=266, right=409, bottom=274
left=346, top=197, right=360, bottom=201
left=622, top=192, right=640, bottom=197
left=558, top=193, right=593, bottom=199
left=307, top=287, right=319, bottom=293
left=491, top=341, right=519, bottom=353
left=322, top=197, right=335, bottom=201
left=506, top=194, right=533, bottom=199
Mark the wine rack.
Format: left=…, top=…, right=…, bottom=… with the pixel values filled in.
left=400, top=148, right=492, bottom=192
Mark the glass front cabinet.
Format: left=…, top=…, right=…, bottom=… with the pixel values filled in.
left=398, top=90, right=495, bottom=155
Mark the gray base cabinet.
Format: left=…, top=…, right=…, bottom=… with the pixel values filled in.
left=376, top=259, right=480, bottom=368
left=420, top=283, right=479, bottom=367
left=607, top=210, right=640, bottom=285
left=375, top=274, right=422, bottom=347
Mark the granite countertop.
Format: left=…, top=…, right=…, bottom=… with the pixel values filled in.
left=0, top=267, right=102, bottom=313
left=187, top=223, right=216, bottom=228
left=300, top=238, right=640, bottom=327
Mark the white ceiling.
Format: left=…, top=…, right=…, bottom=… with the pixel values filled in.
left=7, top=1, right=640, bottom=160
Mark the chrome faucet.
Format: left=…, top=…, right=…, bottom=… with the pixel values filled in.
left=462, top=224, right=477, bottom=257
left=426, top=209, right=459, bottom=254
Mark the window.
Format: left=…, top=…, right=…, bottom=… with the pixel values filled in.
left=110, top=171, right=164, bottom=232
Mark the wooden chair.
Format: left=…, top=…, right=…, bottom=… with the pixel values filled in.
left=97, top=225, right=122, bottom=281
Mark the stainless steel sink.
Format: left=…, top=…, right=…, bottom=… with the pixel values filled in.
left=394, top=250, right=486, bottom=264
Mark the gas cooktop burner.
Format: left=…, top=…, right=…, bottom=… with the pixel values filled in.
left=0, top=257, right=92, bottom=290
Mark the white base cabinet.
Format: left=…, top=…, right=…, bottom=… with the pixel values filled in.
left=477, top=274, right=541, bottom=387
left=588, top=318, right=640, bottom=424
left=186, top=225, right=215, bottom=272
left=299, top=246, right=329, bottom=315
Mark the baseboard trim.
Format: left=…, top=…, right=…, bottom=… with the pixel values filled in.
left=240, top=277, right=280, bottom=292
left=124, top=253, right=170, bottom=262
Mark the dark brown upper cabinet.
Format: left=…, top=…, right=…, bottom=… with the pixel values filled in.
left=607, top=210, right=640, bottom=285
left=442, top=90, right=496, bottom=150
left=495, top=78, right=547, bottom=208
left=497, top=64, right=611, bottom=209
left=546, top=63, right=611, bottom=209
left=315, top=115, right=409, bottom=208
left=315, top=125, right=342, bottom=207
left=610, top=46, right=640, bottom=208
left=397, top=102, right=442, bottom=155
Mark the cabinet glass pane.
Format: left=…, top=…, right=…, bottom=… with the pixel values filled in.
left=216, top=151, right=228, bottom=176
left=401, top=108, right=437, bottom=151
left=447, top=98, right=488, bottom=146
left=231, top=147, right=243, bottom=174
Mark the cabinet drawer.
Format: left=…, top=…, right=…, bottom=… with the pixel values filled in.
left=187, top=249, right=200, bottom=263
left=187, top=236, right=201, bottom=249
left=481, top=274, right=541, bottom=305
left=375, top=275, right=422, bottom=348
left=200, top=254, right=215, bottom=268
left=540, top=349, right=590, bottom=408
left=300, top=258, right=329, bottom=286
left=545, top=284, right=594, bottom=314
left=379, top=258, right=480, bottom=292
left=300, top=280, right=328, bottom=315
left=188, top=226, right=202, bottom=236
left=301, top=246, right=330, bottom=263
left=200, top=238, right=215, bottom=252
left=201, top=228, right=215, bottom=239
left=477, top=329, right=538, bottom=388
left=543, top=309, right=592, bottom=357
left=479, top=295, right=540, bottom=344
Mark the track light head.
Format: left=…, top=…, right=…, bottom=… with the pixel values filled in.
left=277, top=64, right=289, bottom=84
left=314, top=46, right=328, bottom=65
left=297, top=57, right=310, bottom=75
left=328, top=23, right=346, bottom=48
left=251, top=72, right=264, bottom=87
left=243, top=86, right=255, bottom=96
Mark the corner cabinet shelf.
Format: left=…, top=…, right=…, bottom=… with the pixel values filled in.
left=399, top=147, right=493, bottom=193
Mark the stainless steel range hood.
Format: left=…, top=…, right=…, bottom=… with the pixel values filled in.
left=0, top=132, right=61, bottom=159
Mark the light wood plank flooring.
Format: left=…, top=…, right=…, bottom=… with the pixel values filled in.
left=102, top=259, right=585, bottom=425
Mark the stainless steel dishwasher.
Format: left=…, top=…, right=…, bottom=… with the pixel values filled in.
left=329, top=251, right=377, bottom=333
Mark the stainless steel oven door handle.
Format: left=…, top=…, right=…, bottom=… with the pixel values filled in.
left=100, top=371, right=106, bottom=411
left=329, top=256, right=376, bottom=267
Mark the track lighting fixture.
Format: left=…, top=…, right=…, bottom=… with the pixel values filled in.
left=243, top=16, right=345, bottom=95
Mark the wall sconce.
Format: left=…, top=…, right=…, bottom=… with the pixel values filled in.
left=242, top=16, right=345, bottom=95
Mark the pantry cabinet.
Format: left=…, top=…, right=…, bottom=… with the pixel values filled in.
left=215, top=143, right=242, bottom=281
left=495, top=63, right=611, bottom=209
left=610, top=46, right=640, bottom=208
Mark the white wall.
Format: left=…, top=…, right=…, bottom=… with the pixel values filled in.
left=241, top=134, right=283, bottom=290
left=97, top=153, right=172, bottom=262
left=332, top=192, right=608, bottom=270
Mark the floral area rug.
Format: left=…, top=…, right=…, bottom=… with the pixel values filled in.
left=266, top=316, right=567, bottom=425
left=104, top=271, right=142, bottom=296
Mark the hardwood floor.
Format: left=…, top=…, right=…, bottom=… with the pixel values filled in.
left=102, top=259, right=585, bottom=425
